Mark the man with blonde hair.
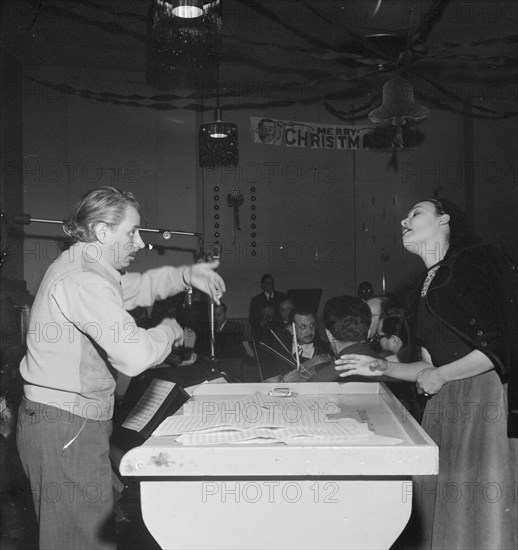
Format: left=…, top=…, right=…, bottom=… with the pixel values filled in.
left=17, top=187, right=226, bottom=549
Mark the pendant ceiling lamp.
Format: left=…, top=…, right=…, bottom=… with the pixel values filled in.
left=368, top=74, right=429, bottom=148
left=146, top=0, right=221, bottom=90
left=169, top=0, right=204, bottom=19
left=199, top=66, right=239, bottom=166
left=204, top=107, right=234, bottom=139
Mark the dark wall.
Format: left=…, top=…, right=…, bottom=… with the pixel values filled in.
left=1, top=49, right=24, bottom=280
left=19, top=65, right=518, bottom=319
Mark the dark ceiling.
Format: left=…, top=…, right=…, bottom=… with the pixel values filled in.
left=2, top=0, right=517, bottom=120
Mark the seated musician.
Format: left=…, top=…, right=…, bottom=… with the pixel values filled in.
left=261, top=307, right=330, bottom=381
left=308, top=297, right=419, bottom=410
left=309, top=295, right=381, bottom=382
left=248, top=274, right=287, bottom=339
left=212, top=302, right=246, bottom=359
left=277, top=298, right=294, bottom=328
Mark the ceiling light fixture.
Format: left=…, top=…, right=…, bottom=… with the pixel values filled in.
left=205, top=107, right=233, bottom=139
left=146, top=0, right=222, bottom=90
left=169, top=0, right=203, bottom=19
left=199, top=66, right=238, bottom=166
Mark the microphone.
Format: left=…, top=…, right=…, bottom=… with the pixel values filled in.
left=13, top=213, right=208, bottom=275
left=185, top=286, right=193, bottom=309
left=212, top=242, right=222, bottom=261
left=139, top=227, right=202, bottom=241
left=13, top=214, right=64, bottom=226
left=13, top=214, right=31, bottom=225
left=12, top=214, right=203, bottom=246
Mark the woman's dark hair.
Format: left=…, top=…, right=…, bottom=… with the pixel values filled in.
left=63, top=187, right=140, bottom=244
left=381, top=313, right=408, bottom=345
left=380, top=309, right=420, bottom=363
left=427, top=198, right=482, bottom=249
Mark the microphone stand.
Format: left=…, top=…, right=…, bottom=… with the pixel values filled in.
left=194, top=246, right=221, bottom=375
left=13, top=214, right=205, bottom=249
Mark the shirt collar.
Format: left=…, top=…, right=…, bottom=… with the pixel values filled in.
left=76, top=242, right=122, bottom=284
left=292, top=342, right=315, bottom=358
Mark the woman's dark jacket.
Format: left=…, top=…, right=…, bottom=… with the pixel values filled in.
left=407, top=244, right=518, bottom=437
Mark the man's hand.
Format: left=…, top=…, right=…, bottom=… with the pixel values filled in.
left=161, top=318, right=184, bottom=347
left=183, top=327, right=196, bottom=349
left=334, top=354, right=388, bottom=377
left=185, top=260, right=226, bottom=304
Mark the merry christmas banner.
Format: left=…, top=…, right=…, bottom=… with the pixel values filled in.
left=249, top=117, right=421, bottom=150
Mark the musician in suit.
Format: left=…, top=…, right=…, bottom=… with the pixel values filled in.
left=260, top=308, right=329, bottom=381
left=278, top=298, right=294, bottom=328
left=248, top=274, right=287, bottom=339
left=213, top=302, right=246, bottom=359
left=194, top=302, right=245, bottom=360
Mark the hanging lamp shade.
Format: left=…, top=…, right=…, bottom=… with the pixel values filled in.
left=146, top=0, right=221, bottom=90
left=203, top=108, right=232, bottom=138
left=169, top=0, right=203, bottom=18
left=199, top=65, right=239, bottom=166
left=199, top=107, right=239, bottom=166
left=369, top=75, right=429, bottom=127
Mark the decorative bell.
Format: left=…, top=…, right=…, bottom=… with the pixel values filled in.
left=369, top=75, right=429, bottom=148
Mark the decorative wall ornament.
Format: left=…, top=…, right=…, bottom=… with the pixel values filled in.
left=249, top=186, right=257, bottom=253
left=227, top=186, right=244, bottom=243
left=250, top=187, right=257, bottom=256
left=213, top=185, right=220, bottom=241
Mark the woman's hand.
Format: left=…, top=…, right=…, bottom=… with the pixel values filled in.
left=186, top=261, right=226, bottom=304
left=334, top=354, right=388, bottom=377
left=416, top=367, right=446, bottom=397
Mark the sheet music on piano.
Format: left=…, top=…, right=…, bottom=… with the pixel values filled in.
left=152, top=391, right=403, bottom=445
left=122, top=379, right=176, bottom=433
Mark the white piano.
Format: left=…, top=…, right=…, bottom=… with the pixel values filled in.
left=120, top=382, right=438, bottom=550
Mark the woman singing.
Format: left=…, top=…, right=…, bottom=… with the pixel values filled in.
left=336, top=199, right=517, bottom=550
